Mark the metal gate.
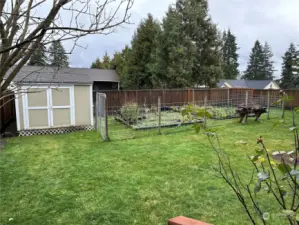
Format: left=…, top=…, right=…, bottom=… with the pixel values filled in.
left=95, top=93, right=108, bottom=141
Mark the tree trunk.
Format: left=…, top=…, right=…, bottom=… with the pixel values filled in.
left=0, top=90, right=5, bottom=148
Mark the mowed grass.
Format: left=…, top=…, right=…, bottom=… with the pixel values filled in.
left=0, top=109, right=296, bottom=225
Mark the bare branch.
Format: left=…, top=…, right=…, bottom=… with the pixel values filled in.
left=0, top=0, right=134, bottom=96
left=18, top=0, right=34, bottom=43
left=0, top=0, right=6, bottom=17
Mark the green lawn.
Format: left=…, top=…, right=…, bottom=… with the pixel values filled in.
left=0, top=109, right=295, bottom=225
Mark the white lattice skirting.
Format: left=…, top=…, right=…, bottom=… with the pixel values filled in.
left=19, top=126, right=94, bottom=136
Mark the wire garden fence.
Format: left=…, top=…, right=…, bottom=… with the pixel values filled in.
left=95, top=89, right=286, bottom=141
left=95, top=93, right=108, bottom=141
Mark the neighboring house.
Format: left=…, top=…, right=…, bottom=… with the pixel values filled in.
left=8, top=66, right=119, bottom=136
left=217, top=80, right=280, bottom=90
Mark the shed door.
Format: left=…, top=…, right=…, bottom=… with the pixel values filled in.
left=26, top=88, right=49, bottom=129
left=24, top=86, right=75, bottom=130
left=51, top=88, right=74, bottom=127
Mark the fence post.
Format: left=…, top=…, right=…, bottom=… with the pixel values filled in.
left=267, top=90, right=270, bottom=120
left=227, top=89, right=230, bottom=106
left=204, top=92, right=208, bottom=107
left=192, top=89, right=195, bottom=105
left=105, top=95, right=109, bottom=141
left=281, top=94, right=285, bottom=119
left=150, top=89, right=152, bottom=107
left=95, top=93, right=98, bottom=131
left=204, top=95, right=207, bottom=127
left=158, top=96, right=161, bottom=135
left=245, top=91, right=249, bottom=107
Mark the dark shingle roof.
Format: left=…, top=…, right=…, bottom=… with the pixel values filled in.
left=11, top=66, right=119, bottom=84
left=218, top=79, right=275, bottom=89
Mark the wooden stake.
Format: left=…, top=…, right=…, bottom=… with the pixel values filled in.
left=282, top=100, right=285, bottom=119
left=158, top=97, right=161, bottom=135
left=204, top=93, right=208, bottom=106
left=245, top=91, right=249, bottom=107
left=192, top=89, right=195, bottom=105
left=204, top=95, right=207, bottom=127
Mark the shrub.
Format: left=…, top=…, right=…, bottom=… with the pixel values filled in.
left=120, top=102, right=139, bottom=124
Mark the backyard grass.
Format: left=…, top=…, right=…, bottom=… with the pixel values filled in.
left=0, top=109, right=296, bottom=225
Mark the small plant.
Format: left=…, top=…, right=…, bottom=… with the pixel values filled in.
left=181, top=104, right=212, bottom=128
left=120, top=102, right=139, bottom=124
left=206, top=106, right=236, bottom=119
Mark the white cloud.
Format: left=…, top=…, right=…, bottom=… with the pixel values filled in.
left=209, top=0, right=299, bottom=78
left=68, top=0, right=299, bottom=79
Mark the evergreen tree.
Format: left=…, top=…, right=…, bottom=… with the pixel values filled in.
left=242, top=40, right=266, bottom=80
left=151, top=6, right=195, bottom=88
left=101, top=52, right=112, bottom=69
left=28, top=43, right=48, bottom=66
left=91, top=58, right=102, bottom=69
left=111, top=46, right=131, bottom=89
left=49, top=40, right=69, bottom=68
left=280, top=43, right=299, bottom=89
left=126, top=14, right=162, bottom=89
left=152, top=0, right=222, bottom=88
left=177, top=0, right=223, bottom=87
left=91, top=52, right=112, bottom=69
left=263, top=42, right=275, bottom=80
left=243, top=41, right=275, bottom=80
left=222, top=29, right=239, bottom=79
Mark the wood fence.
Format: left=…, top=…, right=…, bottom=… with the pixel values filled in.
left=93, top=88, right=299, bottom=111
left=94, top=88, right=299, bottom=110
left=94, top=89, right=232, bottom=109
left=0, top=94, right=15, bottom=132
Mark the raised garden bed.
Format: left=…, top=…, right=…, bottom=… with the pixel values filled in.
left=115, top=105, right=240, bottom=130
left=212, top=115, right=240, bottom=120
left=115, top=111, right=203, bottom=130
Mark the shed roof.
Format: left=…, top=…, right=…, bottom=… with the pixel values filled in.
left=11, top=66, right=119, bottom=85
left=218, top=79, right=275, bottom=89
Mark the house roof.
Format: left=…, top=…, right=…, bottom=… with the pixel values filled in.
left=217, top=79, right=275, bottom=89
left=11, top=66, right=120, bottom=85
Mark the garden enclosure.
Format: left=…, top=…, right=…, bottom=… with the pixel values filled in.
left=95, top=88, right=295, bottom=140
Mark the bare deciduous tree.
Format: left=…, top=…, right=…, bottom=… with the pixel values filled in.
left=0, top=0, right=134, bottom=97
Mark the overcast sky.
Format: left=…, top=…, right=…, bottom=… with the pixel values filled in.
left=68, top=0, right=299, bottom=78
